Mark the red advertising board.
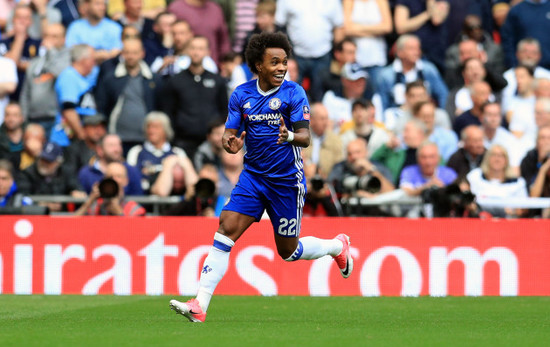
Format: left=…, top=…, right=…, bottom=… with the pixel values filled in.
left=0, top=216, right=549, bottom=296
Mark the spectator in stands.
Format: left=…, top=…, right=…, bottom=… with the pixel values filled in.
left=376, top=34, right=448, bottom=111
left=242, top=0, right=286, bottom=59
left=0, top=102, right=25, bottom=162
left=342, top=0, right=392, bottom=84
left=400, top=141, right=457, bottom=197
left=329, top=137, right=394, bottom=198
left=193, top=118, right=225, bottom=172
left=445, top=57, right=502, bottom=119
left=520, top=126, right=550, bottom=190
left=151, top=20, right=218, bottom=76
left=447, top=125, right=486, bottom=179
left=467, top=144, right=528, bottom=218
left=17, top=142, right=86, bottom=212
left=529, top=149, right=550, bottom=218
left=65, top=0, right=122, bottom=64
left=322, top=62, right=381, bottom=132
left=413, top=100, right=458, bottom=162
left=0, top=3, right=41, bottom=100
left=161, top=35, right=228, bottom=159
left=219, top=51, right=248, bottom=93
left=150, top=153, right=198, bottom=197
left=168, top=0, right=231, bottom=65
left=64, top=113, right=106, bottom=177
left=74, top=161, right=146, bottom=216
left=217, top=148, right=243, bottom=204
left=505, top=65, right=536, bottom=144
left=394, top=0, right=449, bottom=73
left=534, top=78, right=550, bottom=99
left=5, top=0, right=62, bottom=40
left=501, top=0, right=550, bottom=70
left=116, top=0, right=155, bottom=40
left=143, top=11, right=176, bottom=67
left=0, top=55, right=17, bottom=122
left=444, top=15, right=504, bottom=78
left=78, top=133, right=143, bottom=195
left=0, top=159, right=32, bottom=208
left=303, top=155, right=341, bottom=217
left=481, top=101, right=525, bottom=172
left=108, top=0, right=166, bottom=20
left=127, top=111, right=194, bottom=193
left=164, top=163, right=220, bottom=216
left=384, top=80, right=451, bottom=136
left=50, top=44, right=98, bottom=146
left=214, top=0, right=259, bottom=55
left=535, top=98, right=550, bottom=131
left=20, top=23, right=70, bottom=138
left=501, top=38, right=550, bottom=106
left=275, top=0, right=344, bottom=100
left=13, top=123, right=46, bottom=172
left=452, top=80, right=491, bottom=137
left=302, top=102, right=343, bottom=179
left=95, top=38, right=162, bottom=153
left=371, top=119, right=428, bottom=185
left=50, top=0, right=80, bottom=29
left=340, top=99, right=389, bottom=159
left=317, top=37, right=357, bottom=103
left=328, top=137, right=394, bottom=216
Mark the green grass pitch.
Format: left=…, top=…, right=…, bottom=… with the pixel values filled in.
left=0, top=295, right=549, bottom=346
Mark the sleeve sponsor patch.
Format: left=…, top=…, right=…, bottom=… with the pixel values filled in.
left=303, top=105, right=310, bottom=120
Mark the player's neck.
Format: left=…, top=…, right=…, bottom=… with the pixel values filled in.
left=258, top=79, right=277, bottom=93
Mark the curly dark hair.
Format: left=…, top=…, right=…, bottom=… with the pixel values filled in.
left=245, top=31, right=292, bottom=75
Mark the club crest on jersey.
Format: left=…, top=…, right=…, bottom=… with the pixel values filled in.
left=303, top=105, right=310, bottom=120
left=269, top=98, right=282, bottom=110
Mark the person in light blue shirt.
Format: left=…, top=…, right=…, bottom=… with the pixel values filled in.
left=413, top=100, right=457, bottom=162
left=65, top=0, right=122, bottom=63
left=400, top=141, right=458, bottom=196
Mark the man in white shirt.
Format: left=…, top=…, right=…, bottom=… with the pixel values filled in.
left=0, top=56, right=18, bottom=124
left=275, top=0, right=344, bottom=99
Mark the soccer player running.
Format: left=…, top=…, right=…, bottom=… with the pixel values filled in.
left=169, top=32, right=353, bottom=323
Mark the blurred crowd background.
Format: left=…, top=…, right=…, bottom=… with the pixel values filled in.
left=0, top=0, right=549, bottom=218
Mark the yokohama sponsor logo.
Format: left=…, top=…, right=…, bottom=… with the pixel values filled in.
left=0, top=217, right=548, bottom=296
left=247, top=113, right=282, bottom=122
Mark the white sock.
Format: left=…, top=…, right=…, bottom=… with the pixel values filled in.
left=196, top=233, right=234, bottom=312
left=285, top=236, right=343, bottom=261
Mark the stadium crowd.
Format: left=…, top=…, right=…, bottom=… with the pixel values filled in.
left=0, top=0, right=549, bottom=218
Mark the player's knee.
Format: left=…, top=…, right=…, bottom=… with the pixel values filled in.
left=281, top=241, right=303, bottom=262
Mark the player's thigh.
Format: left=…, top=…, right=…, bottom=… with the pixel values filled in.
left=218, top=210, right=256, bottom=242
left=264, top=178, right=305, bottom=257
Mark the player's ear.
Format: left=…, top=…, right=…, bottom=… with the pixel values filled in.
left=256, top=63, right=262, bottom=73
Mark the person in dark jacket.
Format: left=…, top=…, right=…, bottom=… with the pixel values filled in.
left=161, top=36, right=228, bottom=159
left=95, top=37, right=162, bottom=154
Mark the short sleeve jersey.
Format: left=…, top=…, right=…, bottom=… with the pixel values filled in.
left=55, top=65, right=98, bottom=117
left=225, top=79, right=310, bottom=178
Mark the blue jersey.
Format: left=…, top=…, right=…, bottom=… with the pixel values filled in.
left=225, top=79, right=310, bottom=179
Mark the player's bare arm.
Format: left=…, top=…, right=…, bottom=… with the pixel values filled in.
left=277, top=117, right=310, bottom=147
left=223, top=128, right=246, bottom=154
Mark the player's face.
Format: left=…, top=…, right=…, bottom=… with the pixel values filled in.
left=257, top=48, right=287, bottom=90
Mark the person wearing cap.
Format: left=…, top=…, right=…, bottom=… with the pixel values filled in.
left=17, top=142, right=86, bottom=212
left=321, top=62, right=383, bottom=133
left=64, top=113, right=107, bottom=177
left=74, top=161, right=146, bottom=216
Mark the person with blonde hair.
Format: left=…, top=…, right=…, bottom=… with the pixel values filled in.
left=466, top=144, right=527, bottom=217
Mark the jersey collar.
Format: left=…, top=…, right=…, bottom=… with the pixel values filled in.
left=256, top=79, right=282, bottom=96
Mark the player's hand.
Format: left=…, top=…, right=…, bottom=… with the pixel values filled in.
left=225, top=131, right=246, bottom=153
left=277, top=117, right=289, bottom=145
